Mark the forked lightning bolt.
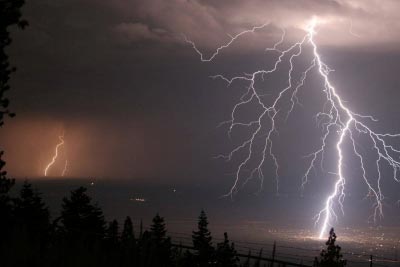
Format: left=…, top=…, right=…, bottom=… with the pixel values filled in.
left=187, top=17, right=400, bottom=238
left=44, top=133, right=67, bottom=176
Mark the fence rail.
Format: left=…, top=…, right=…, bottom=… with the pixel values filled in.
left=171, top=242, right=312, bottom=267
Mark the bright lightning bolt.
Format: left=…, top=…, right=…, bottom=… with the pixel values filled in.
left=187, top=17, right=400, bottom=239
left=44, top=133, right=66, bottom=177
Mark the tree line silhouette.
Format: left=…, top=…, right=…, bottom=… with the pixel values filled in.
left=0, top=182, right=238, bottom=267
left=0, top=182, right=347, bottom=267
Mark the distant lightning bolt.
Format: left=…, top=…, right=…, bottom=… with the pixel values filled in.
left=61, top=160, right=68, bottom=177
left=44, top=133, right=65, bottom=177
left=187, top=17, right=400, bottom=239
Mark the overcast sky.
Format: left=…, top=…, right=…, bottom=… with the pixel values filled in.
left=1, top=0, right=400, bottom=207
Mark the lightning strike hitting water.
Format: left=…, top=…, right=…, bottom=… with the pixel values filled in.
left=187, top=17, right=400, bottom=238
left=44, top=134, right=66, bottom=176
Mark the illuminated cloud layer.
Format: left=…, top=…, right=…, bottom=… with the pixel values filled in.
left=111, top=0, right=400, bottom=49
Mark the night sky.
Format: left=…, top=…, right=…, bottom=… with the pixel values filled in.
left=2, top=0, right=400, bottom=209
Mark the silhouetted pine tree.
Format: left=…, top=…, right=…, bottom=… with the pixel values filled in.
left=14, top=182, right=50, bottom=246
left=121, top=216, right=135, bottom=242
left=60, top=187, right=106, bottom=240
left=151, top=213, right=167, bottom=242
left=215, top=232, right=239, bottom=267
left=57, top=187, right=106, bottom=267
left=14, top=182, right=50, bottom=234
left=121, top=216, right=136, bottom=266
left=103, top=219, right=121, bottom=267
left=3, top=182, right=50, bottom=266
left=313, top=228, right=347, bottom=267
left=51, top=187, right=108, bottom=266
left=192, top=210, right=215, bottom=266
left=149, top=213, right=172, bottom=267
left=15, top=182, right=50, bottom=265
left=106, top=219, right=119, bottom=245
left=138, top=230, right=152, bottom=266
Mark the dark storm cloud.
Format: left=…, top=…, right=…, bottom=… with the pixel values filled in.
left=2, top=0, right=400, bottom=187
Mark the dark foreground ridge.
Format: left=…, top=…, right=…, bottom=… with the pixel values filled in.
left=0, top=181, right=352, bottom=267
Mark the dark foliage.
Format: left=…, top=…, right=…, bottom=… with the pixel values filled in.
left=0, top=182, right=50, bottom=267
left=313, top=228, right=347, bottom=267
left=192, top=210, right=215, bottom=266
left=122, top=216, right=135, bottom=242
left=215, top=232, right=239, bottom=267
left=0, top=0, right=27, bottom=126
left=0, top=0, right=26, bottom=259
left=148, top=213, right=173, bottom=266
left=0, top=181, right=349, bottom=267
left=0, top=152, right=14, bottom=245
left=59, top=187, right=106, bottom=242
left=106, top=219, right=120, bottom=244
left=14, top=182, right=50, bottom=243
left=151, top=213, right=167, bottom=242
left=121, top=216, right=137, bottom=265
